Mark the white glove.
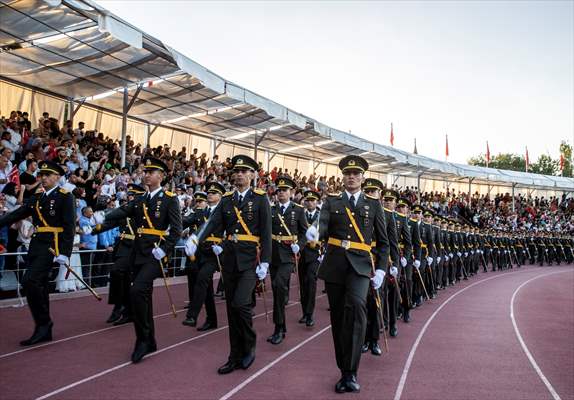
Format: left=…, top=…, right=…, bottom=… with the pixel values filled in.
left=471, top=250, right=475, bottom=255
left=371, top=269, right=385, bottom=290
left=445, top=255, right=449, bottom=261
left=414, top=259, right=421, bottom=269
left=390, top=266, right=398, bottom=277
left=317, top=254, right=324, bottom=263
left=437, top=257, right=441, bottom=263
left=93, top=212, right=104, bottom=224
left=400, top=257, right=407, bottom=267
left=426, top=257, right=433, bottom=265
left=306, top=225, right=319, bottom=242
left=449, top=253, right=453, bottom=258
left=464, top=252, right=468, bottom=257
left=152, top=247, right=166, bottom=260
left=457, top=252, right=462, bottom=257
left=53, top=254, right=69, bottom=265
left=256, top=262, right=269, bottom=280
left=291, top=243, right=300, bottom=254
left=212, top=244, right=223, bottom=256
left=82, top=225, right=92, bottom=235
left=185, top=234, right=198, bottom=257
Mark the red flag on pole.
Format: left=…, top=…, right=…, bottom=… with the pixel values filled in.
left=445, top=134, right=449, bottom=159
left=560, top=153, right=565, bottom=171
left=525, top=147, right=529, bottom=172
left=390, top=123, right=394, bottom=146
left=486, top=141, right=490, bottom=167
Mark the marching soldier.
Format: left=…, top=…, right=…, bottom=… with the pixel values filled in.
left=181, top=182, right=226, bottom=331
left=432, top=214, right=444, bottom=290
left=182, top=191, right=206, bottom=315
left=381, top=189, right=401, bottom=337
left=0, top=161, right=75, bottom=346
left=361, top=178, right=385, bottom=356
left=267, top=177, right=306, bottom=345
left=103, top=183, right=146, bottom=326
left=440, top=218, right=452, bottom=287
left=397, top=198, right=417, bottom=316
left=93, top=157, right=182, bottom=363
left=419, top=207, right=436, bottom=299
left=186, top=154, right=272, bottom=375
left=299, top=190, right=322, bottom=327
left=305, top=155, right=389, bottom=393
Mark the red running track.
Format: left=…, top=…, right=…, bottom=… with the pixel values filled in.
left=0, top=264, right=572, bottom=400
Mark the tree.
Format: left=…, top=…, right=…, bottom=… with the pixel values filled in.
left=468, top=153, right=526, bottom=172
left=559, top=141, right=572, bottom=177
left=529, top=154, right=558, bottom=175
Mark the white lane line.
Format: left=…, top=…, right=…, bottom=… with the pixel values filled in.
left=1, top=283, right=299, bottom=360
left=393, top=268, right=544, bottom=400
left=34, top=294, right=325, bottom=400
left=219, top=325, right=332, bottom=400
left=510, top=270, right=571, bottom=400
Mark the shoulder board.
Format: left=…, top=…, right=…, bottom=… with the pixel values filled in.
left=365, top=193, right=378, bottom=200
left=327, top=192, right=341, bottom=197
left=59, top=188, right=69, bottom=194
left=34, top=188, right=44, bottom=195
left=223, top=191, right=233, bottom=197
left=164, top=191, right=176, bottom=197
left=293, top=203, right=303, bottom=208
left=383, top=207, right=393, bottom=212
left=410, top=218, right=418, bottom=223
left=253, top=188, right=266, bottom=195
left=395, top=211, right=406, bottom=217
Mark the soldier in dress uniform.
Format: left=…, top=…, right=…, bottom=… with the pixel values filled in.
left=92, top=157, right=182, bottom=363
left=381, top=189, right=401, bottom=337
left=305, top=156, right=389, bottom=393
left=360, top=178, right=386, bottom=356
left=181, top=191, right=207, bottom=321
left=185, top=154, right=272, bottom=375
left=397, top=198, right=418, bottom=317
left=181, top=182, right=225, bottom=331
left=102, top=183, right=146, bottom=326
left=0, top=160, right=75, bottom=346
left=431, top=213, right=444, bottom=290
left=298, top=190, right=322, bottom=327
left=267, top=177, right=306, bottom=345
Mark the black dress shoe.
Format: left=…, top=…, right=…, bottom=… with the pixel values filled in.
left=269, top=331, right=285, bottom=345
left=345, top=374, right=360, bottom=393
left=241, top=349, right=256, bottom=370
left=113, top=315, right=133, bottom=326
left=182, top=317, right=197, bottom=327
left=335, top=376, right=347, bottom=393
left=131, top=341, right=156, bottom=363
left=403, top=310, right=411, bottom=323
left=20, top=323, right=53, bottom=346
left=361, top=342, right=370, bottom=353
left=106, top=306, right=123, bottom=323
left=371, top=341, right=382, bottom=356
left=217, top=360, right=239, bottom=375
left=306, top=315, right=315, bottom=327
left=390, top=325, right=398, bottom=337
left=298, top=315, right=307, bottom=324
left=197, top=321, right=217, bottom=332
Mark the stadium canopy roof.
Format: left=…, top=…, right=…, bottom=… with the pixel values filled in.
left=1, top=0, right=572, bottom=191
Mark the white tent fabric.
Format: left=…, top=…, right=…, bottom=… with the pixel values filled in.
left=0, top=0, right=572, bottom=191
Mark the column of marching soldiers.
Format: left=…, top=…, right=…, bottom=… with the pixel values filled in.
left=1, top=155, right=572, bottom=395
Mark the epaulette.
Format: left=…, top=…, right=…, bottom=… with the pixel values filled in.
left=384, top=207, right=393, bottom=212
left=411, top=218, right=418, bottom=223
left=395, top=211, right=406, bottom=217
left=365, top=193, right=378, bottom=200
left=164, top=191, right=176, bottom=197
left=223, top=191, right=233, bottom=197
left=253, top=188, right=266, bottom=195
left=59, top=188, right=69, bottom=194
left=293, top=202, right=304, bottom=208
left=328, top=192, right=341, bottom=197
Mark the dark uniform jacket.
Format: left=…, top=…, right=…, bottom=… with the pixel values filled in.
left=198, top=188, right=272, bottom=270
left=409, top=218, right=423, bottom=262
left=318, top=192, right=389, bottom=282
left=395, top=211, right=412, bottom=261
left=271, top=201, right=307, bottom=265
left=300, top=208, right=321, bottom=264
left=184, top=206, right=224, bottom=258
left=101, top=189, right=182, bottom=263
left=384, top=208, right=400, bottom=268
left=0, top=187, right=75, bottom=258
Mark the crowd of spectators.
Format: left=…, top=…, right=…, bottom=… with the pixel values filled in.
left=0, top=110, right=572, bottom=293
